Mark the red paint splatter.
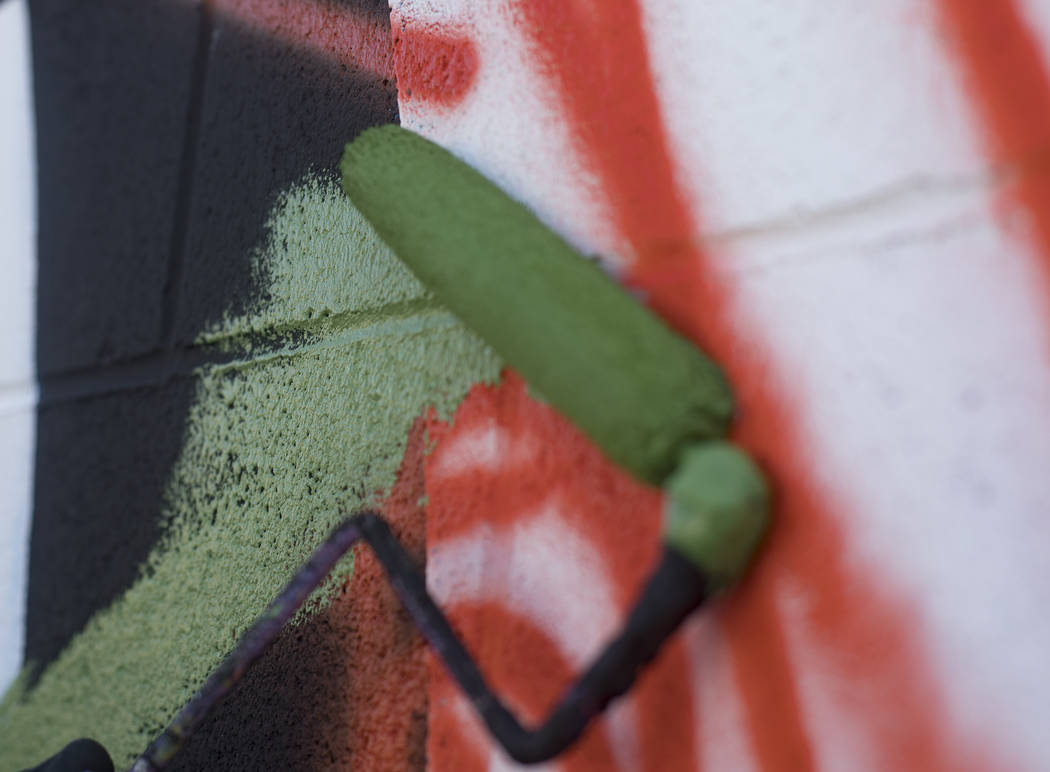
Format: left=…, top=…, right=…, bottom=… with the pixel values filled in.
left=391, top=18, right=480, bottom=106
left=938, top=0, right=1050, bottom=326
left=424, top=372, right=664, bottom=578
left=211, top=0, right=480, bottom=108
left=425, top=373, right=700, bottom=771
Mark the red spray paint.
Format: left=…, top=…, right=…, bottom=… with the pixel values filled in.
left=510, top=1, right=995, bottom=768
left=424, top=373, right=698, bottom=771
left=211, top=0, right=479, bottom=108
left=938, top=0, right=1050, bottom=335
left=328, top=418, right=430, bottom=769
left=391, top=12, right=480, bottom=107
left=420, top=0, right=1002, bottom=769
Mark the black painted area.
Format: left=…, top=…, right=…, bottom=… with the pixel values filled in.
left=25, top=0, right=203, bottom=673
left=167, top=611, right=357, bottom=772
left=26, top=0, right=399, bottom=678
left=25, top=380, right=198, bottom=669
left=29, top=0, right=198, bottom=375
left=172, top=5, right=399, bottom=343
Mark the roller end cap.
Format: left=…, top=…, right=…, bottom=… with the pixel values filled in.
left=663, top=442, right=770, bottom=592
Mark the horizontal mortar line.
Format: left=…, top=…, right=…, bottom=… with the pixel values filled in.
left=699, top=170, right=1000, bottom=279
left=36, top=343, right=216, bottom=408
left=0, top=377, right=35, bottom=395
left=0, top=389, right=37, bottom=418
left=35, top=298, right=452, bottom=406
left=725, top=206, right=988, bottom=279
left=701, top=165, right=1002, bottom=251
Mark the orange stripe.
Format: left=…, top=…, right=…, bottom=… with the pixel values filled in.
left=633, top=638, right=702, bottom=771
left=937, top=0, right=1050, bottom=316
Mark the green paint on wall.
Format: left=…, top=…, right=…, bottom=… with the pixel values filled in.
left=0, top=175, right=501, bottom=768
left=198, top=179, right=433, bottom=349
left=342, top=125, right=734, bottom=486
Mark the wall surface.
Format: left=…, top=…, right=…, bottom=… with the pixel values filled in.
left=2, top=0, right=1050, bottom=770
left=0, top=0, right=36, bottom=698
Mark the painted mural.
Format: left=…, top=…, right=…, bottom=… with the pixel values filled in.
left=2, top=0, right=1050, bottom=770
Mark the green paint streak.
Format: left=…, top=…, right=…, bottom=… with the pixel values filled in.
left=0, top=175, right=501, bottom=768
left=664, top=442, right=770, bottom=591
left=341, top=125, right=734, bottom=486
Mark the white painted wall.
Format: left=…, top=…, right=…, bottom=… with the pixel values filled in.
left=399, top=0, right=1050, bottom=768
left=0, top=0, right=37, bottom=694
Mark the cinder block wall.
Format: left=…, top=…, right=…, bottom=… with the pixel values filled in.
left=4, top=0, right=1050, bottom=770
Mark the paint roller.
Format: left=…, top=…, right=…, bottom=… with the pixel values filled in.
left=28, top=126, right=768, bottom=771
left=339, top=124, right=769, bottom=593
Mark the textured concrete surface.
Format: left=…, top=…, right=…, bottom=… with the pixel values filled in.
left=0, top=166, right=499, bottom=768
left=25, top=382, right=197, bottom=669
left=29, top=0, right=198, bottom=375
left=23, top=0, right=397, bottom=672
left=5, top=0, right=1050, bottom=769
left=172, top=0, right=397, bottom=344
left=168, top=419, right=430, bottom=771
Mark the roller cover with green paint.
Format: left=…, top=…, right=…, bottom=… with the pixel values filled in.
left=664, top=442, right=769, bottom=590
left=341, top=125, right=733, bottom=485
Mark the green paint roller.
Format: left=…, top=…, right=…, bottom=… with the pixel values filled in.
left=33, top=126, right=772, bottom=772
left=341, top=124, right=768, bottom=589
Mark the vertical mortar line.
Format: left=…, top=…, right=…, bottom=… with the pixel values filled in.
left=159, top=0, right=215, bottom=366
